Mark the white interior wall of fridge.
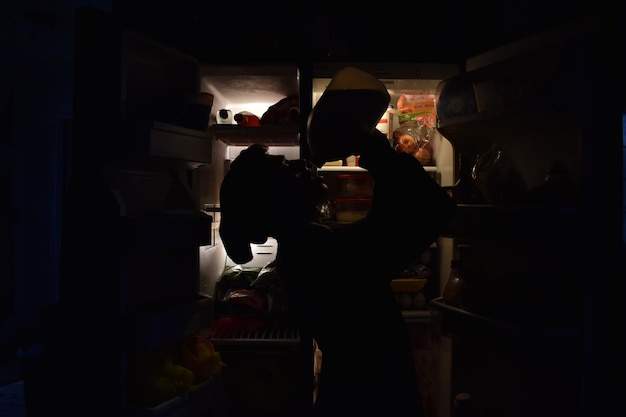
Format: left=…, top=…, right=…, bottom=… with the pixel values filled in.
left=196, top=138, right=227, bottom=299
left=199, top=64, right=300, bottom=127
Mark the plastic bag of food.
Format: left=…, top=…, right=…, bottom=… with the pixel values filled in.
left=397, top=93, right=436, bottom=129
left=392, top=121, right=434, bottom=165
left=260, top=95, right=300, bottom=126
left=220, top=288, right=268, bottom=316
left=251, top=261, right=296, bottom=326
left=220, top=265, right=261, bottom=289
left=250, top=260, right=279, bottom=288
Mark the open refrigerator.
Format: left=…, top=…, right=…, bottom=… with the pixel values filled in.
left=48, top=6, right=462, bottom=417
left=43, top=5, right=618, bottom=417
left=202, top=64, right=460, bottom=417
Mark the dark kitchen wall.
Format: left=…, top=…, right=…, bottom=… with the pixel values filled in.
left=0, top=0, right=113, bottom=381
left=112, top=0, right=594, bottom=64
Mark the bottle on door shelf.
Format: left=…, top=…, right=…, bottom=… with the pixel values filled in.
left=442, top=259, right=465, bottom=308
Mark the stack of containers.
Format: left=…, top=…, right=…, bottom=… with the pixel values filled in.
left=334, top=173, right=373, bottom=223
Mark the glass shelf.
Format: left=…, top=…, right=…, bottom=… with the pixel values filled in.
left=210, top=125, right=299, bottom=146
left=430, top=297, right=581, bottom=353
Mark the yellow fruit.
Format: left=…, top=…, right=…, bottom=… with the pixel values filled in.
left=175, top=335, right=225, bottom=384
left=196, top=351, right=224, bottom=382
left=162, top=359, right=195, bottom=394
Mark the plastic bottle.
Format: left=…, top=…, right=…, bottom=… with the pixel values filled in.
left=442, top=259, right=465, bottom=308
left=376, top=104, right=396, bottom=140
left=216, top=109, right=233, bottom=124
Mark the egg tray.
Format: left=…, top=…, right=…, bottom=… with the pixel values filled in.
left=390, top=278, right=429, bottom=310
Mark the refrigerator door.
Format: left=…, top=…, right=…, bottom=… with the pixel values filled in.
left=431, top=14, right=618, bottom=417
left=55, top=6, right=219, bottom=417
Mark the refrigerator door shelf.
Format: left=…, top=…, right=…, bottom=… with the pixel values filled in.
left=127, top=120, right=213, bottom=164
left=126, top=376, right=219, bottom=417
left=430, top=297, right=582, bottom=349
left=444, top=203, right=584, bottom=239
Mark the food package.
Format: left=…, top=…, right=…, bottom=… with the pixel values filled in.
left=397, top=93, right=436, bottom=128
left=220, top=288, right=268, bottom=316
left=392, top=121, right=434, bottom=165
left=260, top=95, right=300, bottom=126
left=234, top=111, right=261, bottom=126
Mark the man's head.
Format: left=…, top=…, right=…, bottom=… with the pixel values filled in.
left=307, top=66, right=390, bottom=167
left=219, top=144, right=327, bottom=264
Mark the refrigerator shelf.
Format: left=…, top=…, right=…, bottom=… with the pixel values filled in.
left=205, top=325, right=300, bottom=348
left=210, top=124, right=299, bottom=146
left=319, top=165, right=437, bottom=172
left=430, top=297, right=581, bottom=351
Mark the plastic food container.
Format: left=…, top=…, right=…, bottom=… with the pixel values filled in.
left=335, top=198, right=371, bottom=223
left=336, top=174, right=373, bottom=198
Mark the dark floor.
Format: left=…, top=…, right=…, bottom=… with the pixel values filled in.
left=0, top=360, right=21, bottom=387
left=0, top=360, right=25, bottom=417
